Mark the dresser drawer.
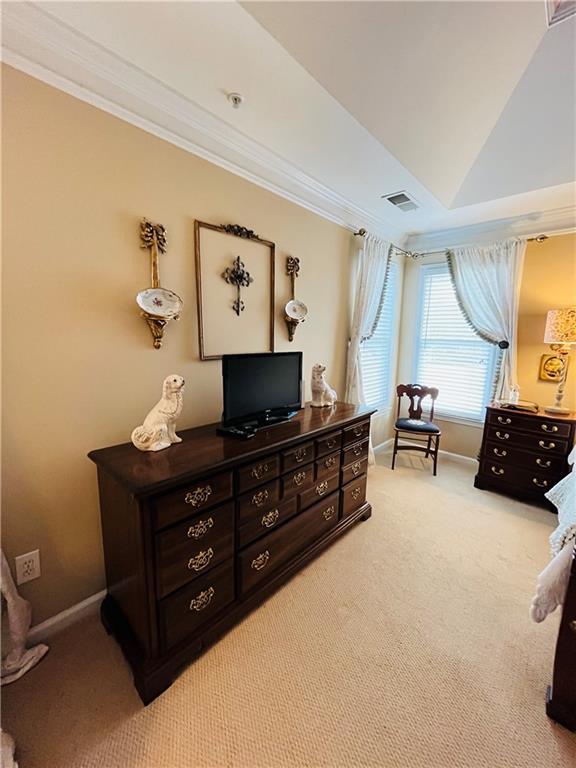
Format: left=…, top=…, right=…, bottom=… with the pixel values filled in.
left=343, top=419, right=370, bottom=446
left=487, top=410, right=572, bottom=439
left=238, top=496, right=298, bottom=548
left=238, top=492, right=340, bottom=594
left=341, top=457, right=368, bottom=486
left=343, top=438, right=369, bottom=466
left=153, top=471, right=233, bottom=530
left=485, top=426, right=569, bottom=456
left=315, top=430, right=342, bottom=458
left=237, top=453, right=280, bottom=494
left=160, top=561, right=235, bottom=649
left=300, top=473, right=340, bottom=511
left=341, top=475, right=368, bottom=519
left=484, top=442, right=567, bottom=475
left=315, top=451, right=341, bottom=480
left=479, top=459, right=563, bottom=493
left=281, top=463, right=315, bottom=498
left=238, top=479, right=281, bottom=525
left=282, top=441, right=314, bottom=472
left=155, top=502, right=234, bottom=599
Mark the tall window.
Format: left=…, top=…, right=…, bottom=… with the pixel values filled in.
left=360, top=261, right=400, bottom=408
left=414, top=264, right=498, bottom=421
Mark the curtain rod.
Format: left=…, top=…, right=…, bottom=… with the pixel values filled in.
left=352, top=228, right=550, bottom=259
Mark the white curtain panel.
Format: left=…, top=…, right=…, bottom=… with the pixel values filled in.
left=448, top=238, right=526, bottom=400
left=345, top=234, right=392, bottom=405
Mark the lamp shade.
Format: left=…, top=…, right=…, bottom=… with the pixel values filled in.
left=543, top=306, right=576, bottom=344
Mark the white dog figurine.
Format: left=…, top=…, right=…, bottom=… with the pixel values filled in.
left=131, top=374, right=185, bottom=452
left=311, top=364, right=337, bottom=408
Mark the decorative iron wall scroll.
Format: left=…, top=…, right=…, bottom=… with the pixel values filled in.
left=194, top=220, right=275, bottom=360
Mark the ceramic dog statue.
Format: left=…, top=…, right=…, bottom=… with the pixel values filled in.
left=131, top=374, right=185, bottom=452
left=311, top=364, right=337, bottom=408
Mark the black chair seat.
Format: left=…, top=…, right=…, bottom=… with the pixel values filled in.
left=395, top=418, right=441, bottom=434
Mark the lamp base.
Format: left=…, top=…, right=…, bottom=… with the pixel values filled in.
left=544, top=405, right=571, bottom=415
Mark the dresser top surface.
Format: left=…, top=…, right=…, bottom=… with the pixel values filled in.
left=88, top=401, right=374, bottom=495
left=488, top=403, right=576, bottom=422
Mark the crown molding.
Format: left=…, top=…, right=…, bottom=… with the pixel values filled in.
left=406, top=205, right=576, bottom=251
left=0, top=2, right=404, bottom=243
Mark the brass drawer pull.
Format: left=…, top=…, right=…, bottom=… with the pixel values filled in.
left=185, top=485, right=212, bottom=508
left=353, top=444, right=363, bottom=457
left=536, top=458, right=551, bottom=469
left=495, top=431, right=509, bottom=441
left=261, top=509, right=279, bottom=528
left=187, top=517, right=214, bottom=540
left=326, top=438, right=336, bottom=449
left=351, top=461, right=362, bottom=476
left=351, top=487, right=361, bottom=501
left=294, top=448, right=307, bottom=463
left=491, top=466, right=504, bottom=476
left=539, top=440, right=556, bottom=451
left=541, top=424, right=558, bottom=433
left=497, top=416, right=511, bottom=425
left=322, top=505, right=335, bottom=521
left=189, top=586, right=214, bottom=612
left=251, top=551, right=270, bottom=571
left=316, top=481, right=329, bottom=496
left=353, top=425, right=364, bottom=437
left=251, top=463, right=269, bottom=480
left=532, top=478, right=548, bottom=488
left=294, top=471, right=307, bottom=487
left=324, top=456, right=336, bottom=469
left=188, top=547, right=214, bottom=572
left=492, top=448, right=507, bottom=458
left=252, top=489, right=269, bottom=508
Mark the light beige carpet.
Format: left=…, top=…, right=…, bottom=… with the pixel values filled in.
left=3, top=456, right=575, bottom=768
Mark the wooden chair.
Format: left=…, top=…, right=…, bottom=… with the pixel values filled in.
left=391, top=384, right=441, bottom=475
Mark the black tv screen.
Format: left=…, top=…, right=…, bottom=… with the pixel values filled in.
left=222, top=352, right=303, bottom=425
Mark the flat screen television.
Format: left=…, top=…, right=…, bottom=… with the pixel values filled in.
left=221, top=352, right=303, bottom=427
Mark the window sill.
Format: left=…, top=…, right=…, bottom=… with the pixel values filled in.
left=434, top=415, right=485, bottom=429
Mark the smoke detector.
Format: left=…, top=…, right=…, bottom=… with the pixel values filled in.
left=382, top=191, right=419, bottom=212
left=227, top=92, right=244, bottom=109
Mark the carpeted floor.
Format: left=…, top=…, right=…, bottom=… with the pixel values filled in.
left=3, top=455, right=575, bottom=768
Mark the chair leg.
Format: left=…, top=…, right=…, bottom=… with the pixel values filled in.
left=433, top=436, right=440, bottom=476
left=391, top=432, right=399, bottom=470
left=425, top=436, right=431, bottom=458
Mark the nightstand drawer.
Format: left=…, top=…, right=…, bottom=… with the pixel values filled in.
left=486, top=426, right=569, bottom=455
left=485, top=442, right=567, bottom=474
left=238, top=479, right=281, bottom=525
left=343, top=438, right=369, bottom=466
left=479, top=460, right=563, bottom=493
left=315, top=431, right=342, bottom=457
left=300, top=473, right=339, bottom=511
left=343, top=420, right=370, bottom=446
left=237, top=453, right=280, bottom=493
left=155, top=502, right=234, bottom=599
left=281, top=463, right=315, bottom=498
left=282, top=441, right=314, bottom=472
left=341, top=475, right=368, bottom=519
left=238, top=496, right=298, bottom=548
left=238, top=492, right=340, bottom=594
left=488, top=410, right=572, bottom=439
left=341, top=457, right=368, bottom=486
left=160, top=561, right=235, bottom=649
left=153, top=471, right=233, bottom=530
left=315, top=451, right=341, bottom=480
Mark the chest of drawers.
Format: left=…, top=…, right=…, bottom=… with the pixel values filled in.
left=474, top=405, right=576, bottom=508
left=89, top=402, right=374, bottom=704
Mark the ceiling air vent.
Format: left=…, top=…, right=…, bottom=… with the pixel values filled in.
left=382, top=191, right=419, bottom=212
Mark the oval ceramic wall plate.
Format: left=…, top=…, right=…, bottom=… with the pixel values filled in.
left=136, top=287, right=183, bottom=319
left=285, top=299, right=308, bottom=321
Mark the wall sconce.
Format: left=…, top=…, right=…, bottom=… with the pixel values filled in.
left=284, top=256, right=308, bottom=342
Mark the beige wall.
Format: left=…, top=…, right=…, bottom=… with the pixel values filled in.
left=1, top=66, right=352, bottom=623
left=395, top=235, right=576, bottom=459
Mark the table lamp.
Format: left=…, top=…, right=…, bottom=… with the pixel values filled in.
left=543, top=306, right=576, bottom=414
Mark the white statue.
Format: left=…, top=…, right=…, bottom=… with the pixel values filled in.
left=310, top=364, right=337, bottom=408
left=131, top=374, right=185, bottom=452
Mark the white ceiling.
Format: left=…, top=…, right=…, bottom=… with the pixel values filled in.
left=2, top=1, right=575, bottom=247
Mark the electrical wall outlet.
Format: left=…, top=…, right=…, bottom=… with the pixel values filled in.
left=15, top=549, right=41, bottom=585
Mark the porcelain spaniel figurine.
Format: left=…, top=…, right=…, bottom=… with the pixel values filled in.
left=131, top=374, right=185, bottom=452
left=310, top=364, right=337, bottom=408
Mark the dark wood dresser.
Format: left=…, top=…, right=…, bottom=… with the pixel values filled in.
left=474, top=404, right=576, bottom=508
left=89, top=402, right=374, bottom=704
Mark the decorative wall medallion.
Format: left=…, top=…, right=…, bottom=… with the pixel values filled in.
left=222, top=255, right=254, bottom=315
left=539, top=353, right=569, bottom=381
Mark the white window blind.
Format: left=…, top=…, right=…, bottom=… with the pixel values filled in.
left=360, top=261, right=399, bottom=408
left=414, top=264, right=498, bottom=422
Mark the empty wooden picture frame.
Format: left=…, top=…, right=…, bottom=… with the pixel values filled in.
left=194, top=221, right=275, bottom=360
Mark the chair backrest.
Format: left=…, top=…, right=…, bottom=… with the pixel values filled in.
left=396, top=384, right=439, bottom=422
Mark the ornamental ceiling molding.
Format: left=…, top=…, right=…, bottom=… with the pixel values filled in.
left=0, top=2, right=403, bottom=244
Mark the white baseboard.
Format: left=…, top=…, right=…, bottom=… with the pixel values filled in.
left=28, top=589, right=106, bottom=643
left=373, top=438, right=476, bottom=465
